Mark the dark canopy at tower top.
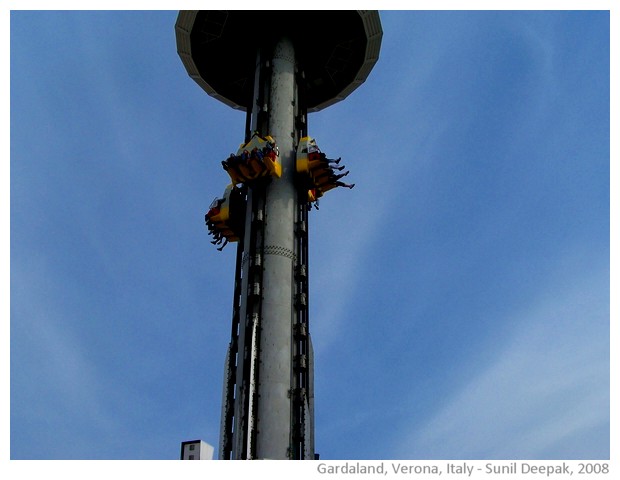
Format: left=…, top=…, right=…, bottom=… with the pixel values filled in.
left=176, top=10, right=382, bottom=113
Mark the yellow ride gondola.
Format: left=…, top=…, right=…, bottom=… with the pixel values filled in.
left=222, top=133, right=282, bottom=185
left=205, top=184, right=246, bottom=249
left=296, top=136, right=353, bottom=202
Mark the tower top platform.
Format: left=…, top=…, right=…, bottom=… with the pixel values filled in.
left=175, top=11, right=382, bottom=112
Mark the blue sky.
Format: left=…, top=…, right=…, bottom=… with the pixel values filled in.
left=8, top=7, right=613, bottom=463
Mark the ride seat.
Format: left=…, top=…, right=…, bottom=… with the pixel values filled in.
left=223, top=134, right=281, bottom=185
left=206, top=184, right=245, bottom=243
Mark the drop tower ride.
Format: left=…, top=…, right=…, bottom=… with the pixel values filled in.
left=175, top=11, right=382, bottom=460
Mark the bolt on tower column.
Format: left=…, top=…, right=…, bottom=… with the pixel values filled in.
left=175, top=11, right=382, bottom=460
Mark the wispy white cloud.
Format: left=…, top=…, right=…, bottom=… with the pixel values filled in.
left=391, top=257, right=609, bottom=459
left=305, top=14, right=461, bottom=355
left=11, top=259, right=122, bottom=435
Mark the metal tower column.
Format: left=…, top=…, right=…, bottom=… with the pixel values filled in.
left=256, top=37, right=298, bottom=459
left=175, top=10, right=382, bottom=461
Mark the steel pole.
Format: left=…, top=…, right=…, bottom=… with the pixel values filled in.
left=255, top=36, right=297, bottom=459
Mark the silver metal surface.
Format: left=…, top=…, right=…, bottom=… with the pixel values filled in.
left=255, top=37, right=297, bottom=459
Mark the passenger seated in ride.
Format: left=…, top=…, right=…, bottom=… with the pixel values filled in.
left=205, top=184, right=246, bottom=251
left=205, top=196, right=228, bottom=247
left=263, top=140, right=278, bottom=162
left=222, top=150, right=253, bottom=181
left=306, top=150, right=346, bottom=182
left=247, top=147, right=266, bottom=176
left=222, top=153, right=242, bottom=178
left=310, top=159, right=346, bottom=177
left=315, top=167, right=349, bottom=185
left=213, top=235, right=229, bottom=251
left=222, top=136, right=280, bottom=183
left=207, top=196, right=224, bottom=219
left=252, top=147, right=264, bottom=161
left=308, top=151, right=341, bottom=166
left=310, top=197, right=320, bottom=210
left=297, top=136, right=355, bottom=195
left=206, top=214, right=231, bottom=251
left=316, top=168, right=355, bottom=191
left=205, top=215, right=227, bottom=249
left=333, top=180, right=355, bottom=189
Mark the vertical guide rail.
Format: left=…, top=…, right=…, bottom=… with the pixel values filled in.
left=225, top=182, right=267, bottom=460
left=291, top=64, right=313, bottom=459
left=220, top=45, right=271, bottom=459
left=219, top=209, right=245, bottom=459
left=238, top=46, right=269, bottom=452
left=292, top=195, right=311, bottom=458
left=243, top=46, right=270, bottom=460
left=241, top=183, right=266, bottom=459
